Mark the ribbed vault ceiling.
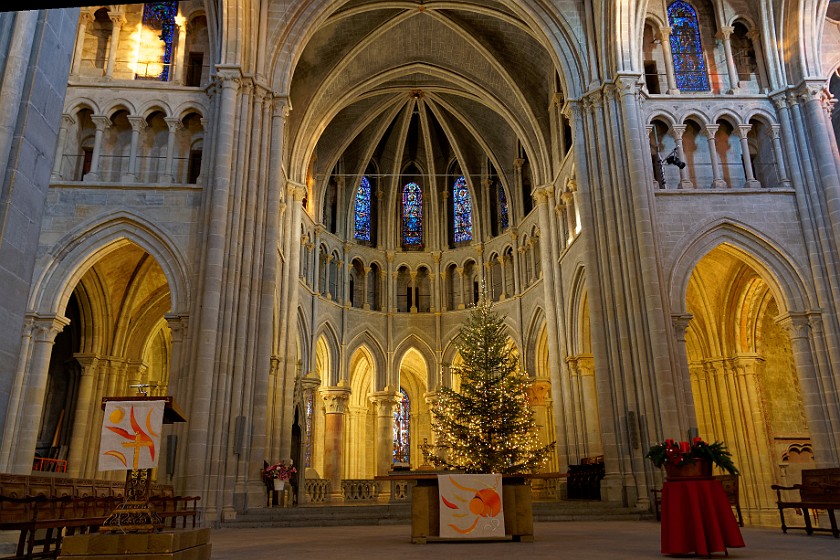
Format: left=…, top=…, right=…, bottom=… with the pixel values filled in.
left=287, top=1, right=560, bottom=204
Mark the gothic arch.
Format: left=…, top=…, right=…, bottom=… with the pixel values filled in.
left=313, top=321, right=341, bottom=385
left=344, top=332, right=387, bottom=390
left=668, top=220, right=811, bottom=315
left=29, top=211, right=190, bottom=317
left=392, top=335, right=436, bottom=389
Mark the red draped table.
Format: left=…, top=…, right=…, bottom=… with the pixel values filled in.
left=661, top=478, right=745, bottom=556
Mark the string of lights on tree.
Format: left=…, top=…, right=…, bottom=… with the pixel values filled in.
left=429, top=294, right=554, bottom=474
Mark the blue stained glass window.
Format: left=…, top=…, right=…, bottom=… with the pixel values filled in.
left=453, top=176, right=473, bottom=243
left=402, top=182, right=423, bottom=247
left=498, top=183, right=509, bottom=230
left=354, top=176, right=372, bottom=241
left=304, top=391, right=313, bottom=467
left=393, top=388, right=410, bottom=464
left=142, top=2, right=179, bottom=82
left=667, top=1, right=710, bottom=92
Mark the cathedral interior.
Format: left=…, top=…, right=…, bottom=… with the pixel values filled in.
left=1, top=0, right=840, bottom=527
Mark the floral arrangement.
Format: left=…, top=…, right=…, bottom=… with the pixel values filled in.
left=645, top=437, right=738, bottom=475
left=262, top=460, right=297, bottom=482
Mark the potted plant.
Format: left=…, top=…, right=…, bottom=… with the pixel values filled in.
left=646, top=438, right=738, bottom=479
left=262, top=460, right=297, bottom=491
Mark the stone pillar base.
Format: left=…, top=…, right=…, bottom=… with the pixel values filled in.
left=58, top=529, right=210, bottom=560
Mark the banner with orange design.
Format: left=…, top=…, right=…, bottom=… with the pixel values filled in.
left=98, top=400, right=165, bottom=471
left=438, top=473, right=505, bottom=539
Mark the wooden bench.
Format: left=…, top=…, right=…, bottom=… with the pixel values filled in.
left=652, top=474, right=743, bottom=527
left=0, top=474, right=195, bottom=559
left=771, top=467, right=840, bottom=538
left=149, top=495, right=201, bottom=529
left=0, top=494, right=120, bottom=559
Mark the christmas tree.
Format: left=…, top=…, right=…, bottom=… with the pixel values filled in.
left=430, top=297, right=554, bottom=473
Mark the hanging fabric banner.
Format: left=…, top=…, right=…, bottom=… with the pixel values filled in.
left=438, top=473, right=505, bottom=539
left=98, top=400, right=165, bottom=471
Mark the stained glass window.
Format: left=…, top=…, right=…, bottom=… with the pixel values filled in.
left=667, top=1, right=710, bottom=92
left=141, top=2, right=179, bottom=82
left=402, top=182, right=423, bottom=247
left=393, top=388, right=410, bottom=464
left=304, top=391, right=314, bottom=467
left=354, top=176, right=372, bottom=241
left=498, top=183, right=509, bottom=230
left=452, top=176, right=473, bottom=243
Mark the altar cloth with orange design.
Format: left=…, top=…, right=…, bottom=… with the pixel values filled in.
left=438, top=473, right=505, bottom=539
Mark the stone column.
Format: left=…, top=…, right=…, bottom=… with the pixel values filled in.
left=737, top=124, right=761, bottom=188
left=659, top=26, right=679, bottom=94
left=562, top=189, right=576, bottom=243
left=162, top=117, right=182, bottom=183
left=510, top=230, right=521, bottom=295
left=362, top=267, right=371, bottom=309
left=456, top=267, right=465, bottom=309
left=85, top=115, right=111, bottom=181
left=66, top=354, right=99, bottom=478
left=71, top=12, right=93, bottom=76
left=670, top=125, right=693, bottom=189
left=718, top=26, right=740, bottom=93
left=321, top=387, right=350, bottom=501
left=702, top=124, right=726, bottom=188
left=776, top=313, right=835, bottom=466
left=498, top=255, right=507, bottom=300
left=11, top=315, right=70, bottom=473
left=378, top=268, right=386, bottom=311
left=576, top=357, right=603, bottom=457
left=370, top=391, right=401, bottom=477
left=671, top=314, right=696, bottom=429
left=105, top=13, right=125, bottom=79
left=124, top=115, right=147, bottom=182
left=769, top=124, right=791, bottom=187
left=50, top=114, right=75, bottom=181
left=173, top=15, right=187, bottom=85
left=409, top=271, right=417, bottom=312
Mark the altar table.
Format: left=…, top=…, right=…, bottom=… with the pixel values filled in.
left=660, top=478, right=745, bottom=556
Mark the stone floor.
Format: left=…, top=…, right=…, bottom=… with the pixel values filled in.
left=209, top=521, right=839, bottom=559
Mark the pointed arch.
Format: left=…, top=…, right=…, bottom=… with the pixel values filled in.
left=392, top=335, right=437, bottom=390
left=29, top=211, right=190, bottom=316
left=668, top=220, right=811, bottom=315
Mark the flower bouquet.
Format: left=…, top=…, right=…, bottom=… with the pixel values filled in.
left=262, top=460, right=297, bottom=490
left=646, top=437, right=738, bottom=478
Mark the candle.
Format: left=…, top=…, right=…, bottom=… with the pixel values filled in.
left=679, top=441, right=690, bottom=452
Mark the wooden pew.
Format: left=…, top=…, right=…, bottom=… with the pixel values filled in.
left=771, top=467, right=840, bottom=538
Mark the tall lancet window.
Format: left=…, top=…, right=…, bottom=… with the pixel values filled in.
left=452, top=176, right=473, bottom=243
left=393, top=388, right=410, bottom=464
left=354, top=176, right=372, bottom=241
left=498, top=183, right=509, bottom=230
left=667, top=1, right=710, bottom=92
left=141, top=2, right=179, bottom=82
left=402, top=182, right=423, bottom=247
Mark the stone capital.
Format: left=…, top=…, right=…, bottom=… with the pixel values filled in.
left=671, top=313, right=693, bottom=340
left=107, top=12, right=126, bottom=26
left=701, top=124, right=719, bottom=138
left=320, top=386, right=351, bottom=413
left=31, top=314, right=71, bottom=343
left=670, top=125, right=687, bottom=139
left=717, top=26, right=734, bottom=40
left=91, top=115, right=112, bottom=131
left=736, top=124, right=753, bottom=140
left=164, top=117, right=183, bottom=133
left=369, top=391, right=402, bottom=416
left=61, top=114, right=76, bottom=128
left=127, top=116, right=148, bottom=132
left=775, top=312, right=810, bottom=339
